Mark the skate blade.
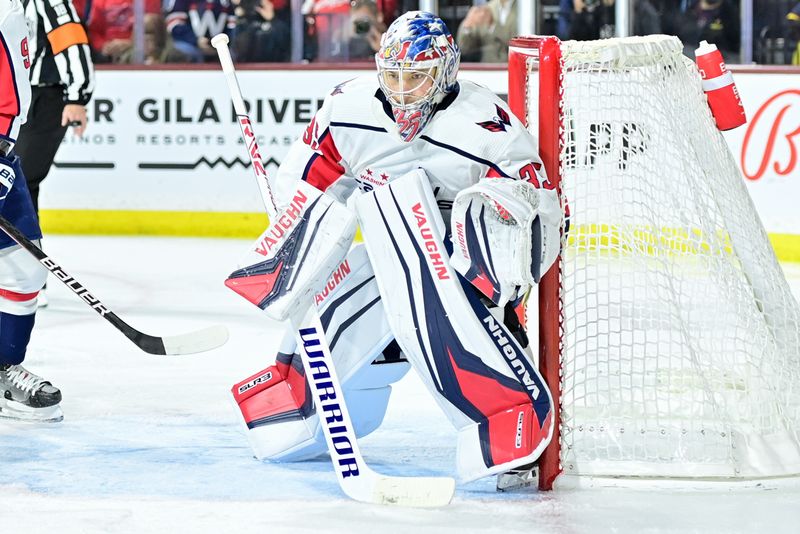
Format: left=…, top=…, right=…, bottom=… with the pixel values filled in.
left=496, top=465, right=537, bottom=492
left=0, top=398, right=63, bottom=423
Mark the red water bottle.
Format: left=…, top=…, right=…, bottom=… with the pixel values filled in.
left=695, top=40, right=746, bottom=131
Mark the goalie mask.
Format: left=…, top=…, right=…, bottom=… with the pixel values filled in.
left=375, top=11, right=460, bottom=142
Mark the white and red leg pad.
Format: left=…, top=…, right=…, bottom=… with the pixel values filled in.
left=354, top=169, right=554, bottom=483
left=230, top=244, right=410, bottom=461
left=0, top=242, right=48, bottom=314
left=225, top=180, right=356, bottom=322
left=232, top=356, right=409, bottom=462
left=231, top=354, right=315, bottom=460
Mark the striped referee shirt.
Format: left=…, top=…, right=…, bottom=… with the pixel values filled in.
left=22, top=0, right=94, bottom=105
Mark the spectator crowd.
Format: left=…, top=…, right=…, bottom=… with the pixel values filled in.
left=73, top=0, right=800, bottom=65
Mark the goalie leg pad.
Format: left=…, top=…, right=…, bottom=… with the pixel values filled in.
left=456, top=402, right=551, bottom=482
left=355, top=170, right=554, bottom=482
left=231, top=245, right=410, bottom=461
left=232, top=359, right=311, bottom=460
left=225, top=180, right=356, bottom=322
left=232, top=356, right=410, bottom=462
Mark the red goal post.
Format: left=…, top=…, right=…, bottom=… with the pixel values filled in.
left=508, top=36, right=564, bottom=491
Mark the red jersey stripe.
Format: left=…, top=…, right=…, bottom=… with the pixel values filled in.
left=0, top=288, right=39, bottom=302
left=302, top=129, right=345, bottom=193
left=0, top=33, right=21, bottom=137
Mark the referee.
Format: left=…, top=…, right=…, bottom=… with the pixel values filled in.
left=18, top=0, right=95, bottom=215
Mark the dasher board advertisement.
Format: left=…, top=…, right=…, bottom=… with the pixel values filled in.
left=42, top=68, right=800, bottom=238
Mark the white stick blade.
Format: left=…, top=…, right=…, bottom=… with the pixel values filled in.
left=162, top=325, right=229, bottom=355
left=370, top=476, right=456, bottom=507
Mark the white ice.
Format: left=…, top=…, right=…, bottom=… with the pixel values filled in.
left=1, top=236, right=799, bottom=533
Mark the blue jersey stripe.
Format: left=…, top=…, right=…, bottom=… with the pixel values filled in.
left=330, top=122, right=387, bottom=133
left=420, top=135, right=510, bottom=178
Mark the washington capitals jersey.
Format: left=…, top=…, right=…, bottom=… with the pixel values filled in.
left=275, top=75, right=549, bottom=223
left=0, top=0, right=32, bottom=145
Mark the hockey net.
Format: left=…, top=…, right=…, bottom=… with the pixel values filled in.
left=508, top=35, right=800, bottom=489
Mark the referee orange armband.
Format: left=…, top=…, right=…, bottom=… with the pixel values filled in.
left=47, top=22, right=89, bottom=56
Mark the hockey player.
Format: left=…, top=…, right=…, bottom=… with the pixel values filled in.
left=228, top=11, right=562, bottom=483
left=0, top=0, right=63, bottom=422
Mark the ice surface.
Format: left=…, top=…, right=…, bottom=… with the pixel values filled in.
left=1, top=236, right=799, bottom=533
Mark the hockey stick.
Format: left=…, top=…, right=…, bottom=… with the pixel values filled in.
left=211, top=34, right=455, bottom=507
left=0, top=214, right=228, bottom=356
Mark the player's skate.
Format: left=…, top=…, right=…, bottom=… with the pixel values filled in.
left=0, top=364, right=63, bottom=422
left=496, top=462, right=537, bottom=492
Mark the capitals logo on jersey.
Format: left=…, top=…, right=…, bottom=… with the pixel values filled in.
left=330, top=78, right=356, bottom=96
left=476, top=104, right=512, bottom=133
left=356, top=168, right=391, bottom=192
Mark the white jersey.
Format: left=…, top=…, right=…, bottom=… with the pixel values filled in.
left=0, top=0, right=31, bottom=146
left=275, top=75, right=549, bottom=223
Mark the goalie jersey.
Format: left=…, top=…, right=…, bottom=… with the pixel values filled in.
left=274, top=75, right=550, bottom=220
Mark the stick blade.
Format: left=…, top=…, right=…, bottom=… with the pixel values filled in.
left=367, top=475, right=456, bottom=508
left=161, top=325, right=229, bottom=355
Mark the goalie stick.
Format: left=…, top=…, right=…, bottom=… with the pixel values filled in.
left=211, top=33, right=456, bottom=507
left=0, top=214, right=229, bottom=356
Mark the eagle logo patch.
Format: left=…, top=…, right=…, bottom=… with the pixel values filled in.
left=476, top=104, right=512, bottom=132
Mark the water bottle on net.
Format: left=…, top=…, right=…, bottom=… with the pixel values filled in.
left=694, top=40, right=747, bottom=131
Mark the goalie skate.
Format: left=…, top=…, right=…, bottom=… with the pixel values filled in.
left=0, top=365, right=63, bottom=423
left=496, top=463, right=537, bottom=492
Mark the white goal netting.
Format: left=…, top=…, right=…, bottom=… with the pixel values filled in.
left=521, top=35, right=800, bottom=482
